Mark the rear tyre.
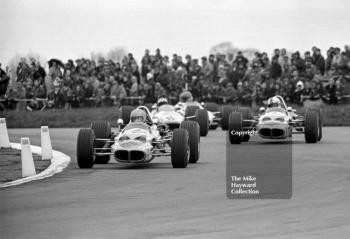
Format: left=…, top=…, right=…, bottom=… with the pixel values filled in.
left=77, top=129, right=95, bottom=168
left=195, top=109, right=209, bottom=137
left=236, top=107, right=253, bottom=128
left=235, top=107, right=252, bottom=142
left=91, top=121, right=111, bottom=164
left=118, top=106, right=135, bottom=124
left=180, top=121, right=200, bottom=163
left=171, top=129, right=189, bottom=168
left=221, top=105, right=234, bottom=130
left=304, top=110, right=319, bottom=143
left=228, top=112, right=242, bottom=144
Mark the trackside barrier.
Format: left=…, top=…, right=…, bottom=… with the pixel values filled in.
left=0, top=118, right=10, bottom=148
left=21, top=137, right=36, bottom=177
left=41, top=126, right=53, bottom=160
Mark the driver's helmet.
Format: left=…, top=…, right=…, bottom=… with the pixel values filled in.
left=130, top=109, right=146, bottom=123
left=179, top=91, right=193, bottom=103
left=157, top=95, right=168, bottom=108
left=267, top=96, right=282, bottom=108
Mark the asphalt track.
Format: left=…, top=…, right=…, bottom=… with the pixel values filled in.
left=1, top=127, right=350, bottom=239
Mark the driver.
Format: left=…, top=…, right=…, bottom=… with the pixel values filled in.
left=130, top=109, right=147, bottom=123
left=157, top=95, right=169, bottom=108
left=179, top=91, right=193, bottom=103
left=267, top=96, right=283, bottom=108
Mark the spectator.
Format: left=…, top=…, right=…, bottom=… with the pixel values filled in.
left=293, top=81, right=305, bottom=105
left=270, top=57, right=282, bottom=80
left=325, top=78, right=337, bottom=104
left=312, top=48, right=325, bottom=75
left=28, top=79, right=46, bottom=110
left=110, top=80, right=126, bottom=106
left=48, top=85, right=65, bottom=109
left=0, top=64, right=10, bottom=97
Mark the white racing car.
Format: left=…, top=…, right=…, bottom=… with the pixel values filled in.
left=149, top=92, right=222, bottom=137
left=227, top=95, right=323, bottom=144
left=76, top=106, right=200, bottom=168
left=151, top=102, right=221, bottom=136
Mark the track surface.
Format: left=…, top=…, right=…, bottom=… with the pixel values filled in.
left=1, top=128, right=350, bottom=239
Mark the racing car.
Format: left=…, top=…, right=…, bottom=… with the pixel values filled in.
left=227, top=95, right=323, bottom=144
left=76, top=106, right=200, bottom=168
left=148, top=93, right=221, bottom=137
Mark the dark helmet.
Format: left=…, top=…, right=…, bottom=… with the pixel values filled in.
left=179, top=91, right=193, bottom=103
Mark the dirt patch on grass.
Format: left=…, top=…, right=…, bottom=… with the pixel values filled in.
left=0, top=148, right=51, bottom=183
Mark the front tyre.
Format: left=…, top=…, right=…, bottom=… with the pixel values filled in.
left=171, top=129, right=189, bottom=168
left=228, top=112, right=242, bottom=144
left=309, top=108, right=322, bottom=141
left=304, top=110, right=319, bottom=143
left=91, top=121, right=111, bottom=164
left=77, top=129, right=95, bottom=168
left=180, top=121, right=200, bottom=163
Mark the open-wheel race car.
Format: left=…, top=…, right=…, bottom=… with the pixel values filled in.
left=227, top=95, right=323, bottom=144
left=150, top=102, right=221, bottom=137
left=76, top=106, right=200, bottom=168
left=117, top=96, right=221, bottom=137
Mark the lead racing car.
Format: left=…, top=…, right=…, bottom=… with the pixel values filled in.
left=76, top=106, right=200, bottom=168
left=228, top=95, right=323, bottom=144
left=150, top=93, right=221, bottom=137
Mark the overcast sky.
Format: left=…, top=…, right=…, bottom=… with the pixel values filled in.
left=1, top=0, right=349, bottom=64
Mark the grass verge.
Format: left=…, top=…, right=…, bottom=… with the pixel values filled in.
left=0, top=148, right=50, bottom=183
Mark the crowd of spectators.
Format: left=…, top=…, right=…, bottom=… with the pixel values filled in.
left=1, top=45, right=350, bottom=111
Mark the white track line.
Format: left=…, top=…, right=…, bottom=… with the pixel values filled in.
left=0, top=143, right=71, bottom=188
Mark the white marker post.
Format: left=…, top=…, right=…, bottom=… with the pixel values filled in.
left=21, top=137, right=36, bottom=177
left=0, top=118, right=10, bottom=148
left=41, top=126, right=53, bottom=160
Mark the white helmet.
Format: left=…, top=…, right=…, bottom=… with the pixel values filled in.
left=157, top=95, right=168, bottom=107
left=267, top=96, right=282, bottom=108
left=130, top=109, right=146, bottom=123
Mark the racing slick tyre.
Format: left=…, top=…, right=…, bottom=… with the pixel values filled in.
left=91, top=121, right=111, bottom=164
left=195, top=109, right=209, bottom=137
left=304, top=110, right=319, bottom=143
left=242, top=134, right=250, bottom=142
left=77, top=128, right=95, bottom=168
left=204, top=103, right=219, bottom=130
left=221, top=105, right=234, bottom=130
left=118, top=106, right=135, bottom=124
left=228, top=112, right=242, bottom=144
left=204, top=102, right=219, bottom=112
left=180, top=121, right=200, bottom=163
left=171, top=129, right=190, bottom=168
left=235, top=107, right=253, bottom=142
left=145, top=103, right=154, bottom=112
left=185, top=105, right=200, bottom=119
left=309, top=108, right=322, bottom=141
